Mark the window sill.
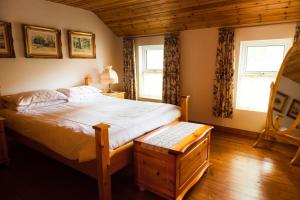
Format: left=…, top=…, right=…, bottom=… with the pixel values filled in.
left=138, top=97, right=162, bottom=103
left=235, top=107, right=267, bottom=113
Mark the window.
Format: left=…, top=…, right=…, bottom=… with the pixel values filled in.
left=137, top=45, right=164, bottom=100
left=236, top=39, right=292, bottom=112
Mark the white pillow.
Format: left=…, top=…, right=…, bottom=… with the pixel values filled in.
left=57, top=86, right=102, bottom=98
left=4, top=99, right=68, bottom=111
left=2, top=90, right=68, bottom=106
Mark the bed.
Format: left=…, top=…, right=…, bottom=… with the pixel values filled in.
left=0, top=86, right=190, bottom=200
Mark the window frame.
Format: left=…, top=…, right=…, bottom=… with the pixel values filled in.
left=239, top=39, right=292, bottom=76
left=236, top=38, right=293, bottom=112
left=142, top=45, right=164, bottom=72
left=137, top=45, right=164, bottom=101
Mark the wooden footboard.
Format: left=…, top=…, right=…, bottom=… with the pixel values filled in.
left=93, top=95, right=190, bottom=200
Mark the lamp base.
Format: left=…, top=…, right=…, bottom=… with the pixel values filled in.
left=106, top=84, right=113, bottom=93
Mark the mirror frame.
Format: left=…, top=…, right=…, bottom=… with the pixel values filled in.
left=267, top=41, right=300, bottom=134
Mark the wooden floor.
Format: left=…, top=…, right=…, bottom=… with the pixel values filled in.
left=1, top=131, right=300, bottom=200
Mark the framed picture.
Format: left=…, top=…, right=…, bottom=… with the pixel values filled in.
left=68, top=30, right=96, bottom=58
left=287, top=99, right=300, bottom=119
left=23, top=24, right=62, bottom=58
left=273, top=91, right=289, bottom=113
left=0, top=21, right=15, bottom=58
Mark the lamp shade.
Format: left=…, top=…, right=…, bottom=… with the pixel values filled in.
left=100, top=66, right=119, bottom=84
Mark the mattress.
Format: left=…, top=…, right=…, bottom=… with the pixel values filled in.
left=0, top=95, right=180, bottom=162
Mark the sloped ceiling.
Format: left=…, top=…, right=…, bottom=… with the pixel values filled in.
left=48, top=0, right=300, bottom=36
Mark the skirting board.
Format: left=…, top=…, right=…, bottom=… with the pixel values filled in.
left=190, top=121, right=297, bottom=146
left=213, top=125, right=259, bottom=138
left=190, top=121, right=259, bottom=138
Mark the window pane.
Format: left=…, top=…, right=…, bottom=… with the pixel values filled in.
left=236, top=39, right=292, bottom=112
left=236, top=76, right=276, bottom=112
left=138, top=45, right=164, bottom=100
left=246, top=46, right=285, bottom=72
left=141, top=72, right=162, bottom=99
left=146, top=49, right=164, bottom=70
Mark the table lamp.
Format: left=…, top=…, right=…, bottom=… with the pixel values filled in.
left=100, top=66, right=119, bottom=93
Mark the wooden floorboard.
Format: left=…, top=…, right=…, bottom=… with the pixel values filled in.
left=0, top=131, right=300, bottom=200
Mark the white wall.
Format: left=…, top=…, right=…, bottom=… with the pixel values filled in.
left=180, top=23, right=297, bottom=133
left=0, top=0, right=123, bottom=95
left=134, top=36, right=164, bottom=46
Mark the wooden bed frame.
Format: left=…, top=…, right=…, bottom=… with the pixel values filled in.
left=4, top=95, right=190, bottom=200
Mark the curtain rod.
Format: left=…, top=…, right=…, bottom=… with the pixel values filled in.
left=126, top=32, right=175, bottom=39
left=127, top=33, right=164, bottom=39
left=229, top=20, right=298, bottom=29
left=126, top=31, right=181, bottom=39
left=125, top=20, right=298, bottom=39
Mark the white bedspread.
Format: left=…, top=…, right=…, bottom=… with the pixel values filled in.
left=0, top=95, right=180, bottom=162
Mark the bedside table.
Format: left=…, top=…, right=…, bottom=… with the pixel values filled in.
left=0, top=117, right=9, bottom=166
left=101, top=91, right=126, bottom=99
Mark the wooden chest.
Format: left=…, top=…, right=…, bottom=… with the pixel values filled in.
left=134, top=122, right=212, bottom=200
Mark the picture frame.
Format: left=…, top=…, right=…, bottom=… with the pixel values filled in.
left=287, top=99, right=300, bottom=119
left=23, top=24, right=62, bottom=58
left=273, top=91, right=289, bottom=113
left=0, top=21, right=15, bottom=58
left=68, top=30, right=96, bottom=58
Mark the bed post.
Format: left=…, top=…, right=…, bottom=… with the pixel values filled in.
left=84, top=76, right=92, bottom=86
left=180, top=95, right=190, bottom=122
left=93, top=123, right=112, bottom=200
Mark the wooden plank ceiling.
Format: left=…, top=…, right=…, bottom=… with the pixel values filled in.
left=48, top=0, right=300, bottom=36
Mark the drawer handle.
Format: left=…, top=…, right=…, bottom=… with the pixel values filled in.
left=156, top=171, right=160, bottom=176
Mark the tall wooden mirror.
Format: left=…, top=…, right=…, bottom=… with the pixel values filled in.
left=254, top=41, right=300, bottom=165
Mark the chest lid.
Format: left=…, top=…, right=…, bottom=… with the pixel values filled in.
left=135, top=122, right=213, bottom=155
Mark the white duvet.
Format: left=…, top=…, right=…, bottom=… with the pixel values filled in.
left=0, top=95, right=180, bottom=162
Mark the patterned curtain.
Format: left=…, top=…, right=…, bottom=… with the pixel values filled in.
left=294, top=22, right=300, bottom=43
left=213, top=28, right=235, bottom=118
left=163, top=33, right=181, bottom=105
left=123, top=38, right=136, bottom=100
